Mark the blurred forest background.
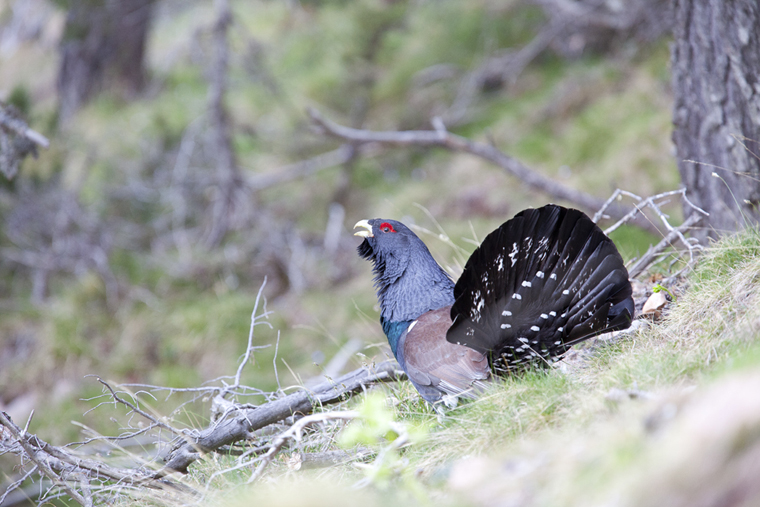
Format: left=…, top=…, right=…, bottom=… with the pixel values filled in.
left=0, top=0, right=686, bottom=436
left=1, top=0, right=759, bottom=504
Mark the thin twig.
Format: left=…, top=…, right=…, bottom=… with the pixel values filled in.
left=592, top=189, right=642, bottom=223
left=91, top=377, right=185, bottom=438
left=246, top=411, right=359, bottom=483
left=627, top=213, right=703, bottom=278
left=233, top=278, right=269, bottom=388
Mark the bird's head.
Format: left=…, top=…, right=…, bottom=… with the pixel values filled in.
left=354, top=219, right=416, bottom=285
left=354, top=218, right=455, bottom=322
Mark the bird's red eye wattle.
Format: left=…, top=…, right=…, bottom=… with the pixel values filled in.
left=379, top=222, right=397, bottom=233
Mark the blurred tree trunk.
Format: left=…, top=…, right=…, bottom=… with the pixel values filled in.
left=203, top=0, right=243, bottom=248
left=671, top=0, right=760, bottom=239
left=57, top=0, right=155, bottom=124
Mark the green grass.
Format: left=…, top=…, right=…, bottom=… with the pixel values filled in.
left=181, top=228, right=760, bottom=506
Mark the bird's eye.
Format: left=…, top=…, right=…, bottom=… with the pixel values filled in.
left=379, top=222, right=396, bottom=233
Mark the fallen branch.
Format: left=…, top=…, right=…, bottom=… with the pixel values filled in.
left=159, top=360, right=404, bottom=476
left=308, top=108, right=657, bottom=234
left=0, top=412, right=194, bottom=506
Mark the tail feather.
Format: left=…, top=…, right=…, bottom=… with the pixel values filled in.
left=446, top=205, right=634, bottom=371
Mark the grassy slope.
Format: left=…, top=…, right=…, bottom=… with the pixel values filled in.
left=193, top=230, right=760, bottom=507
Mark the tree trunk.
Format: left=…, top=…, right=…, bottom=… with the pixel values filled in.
left=57, top=0, right=155, bottom=124
left=203, top=0, right=243, bottom=248
left=671, top=0, right=760, bottom=239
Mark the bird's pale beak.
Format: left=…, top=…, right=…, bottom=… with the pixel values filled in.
left=353, top=220, right=373, bottom=238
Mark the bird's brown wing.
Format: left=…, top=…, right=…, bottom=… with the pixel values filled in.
left=402, top=306, right=490, bottom=399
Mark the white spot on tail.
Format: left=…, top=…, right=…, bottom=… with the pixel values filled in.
left=558, top=326, right=564, bottom=332
left=550, top=273, right=557, bottom=280
left=549, top=311, right=557, bottom=317
left=522, top=281, right=532, bottom=288
left=500, top=323, right=511, bottom=329
left=471, top=290, right=485, bottom=322
left=540, top=314, right=549, bottom=319
left=531, top=326, right=540, bottom=332
left=519, top=337, right=529, bottom=343
left=509, top=242, right=519, bottom=266
left=512, top=293, right=522, bottom=300
left=562, top=290, right=570, bottom=295
left=535, top=236, right=549, bottom=253
left=536, top=271, right=545, bottom=278
left=502, top=310, right=512, bottom=316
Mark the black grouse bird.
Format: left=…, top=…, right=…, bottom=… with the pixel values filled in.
left=354, top=204, right=634, bottom=405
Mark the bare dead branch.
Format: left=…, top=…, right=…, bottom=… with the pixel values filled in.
left=231, top=279, right=270, bottom=390
left=91, top=377, right=185, bottom=438
left=307, top=108, right=657, bottom=233
left=159, top=360, right=404, bottom=476
left=592, top=189, right=644, bottom=223
left=595, top=188, right=707, bottom=279
left=602, top=188, right=708, bottom=235
left=0, top=412, right=87, bottom=505
left=246, top=411, right=359, bottom=483
left=0, top=101, right=49, bottom=179
left=0, top=412, right=195, bottom=505
left=627, top=213, right=704, bottom=279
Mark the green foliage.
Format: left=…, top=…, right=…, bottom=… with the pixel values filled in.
left=6, top=85, right=31, bottom=116
left=340, top=392, right=427, bottom=448
left=338, top=392, right=429, bottom=499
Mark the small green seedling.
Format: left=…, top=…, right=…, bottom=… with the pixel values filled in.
left=652, top=283, right=676, bottom=302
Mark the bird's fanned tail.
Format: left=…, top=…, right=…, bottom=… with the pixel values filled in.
left=446, top=205, right=634, bottom=373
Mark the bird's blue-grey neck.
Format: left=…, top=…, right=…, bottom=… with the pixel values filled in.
left=363, top=237, right=455, bottom=322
